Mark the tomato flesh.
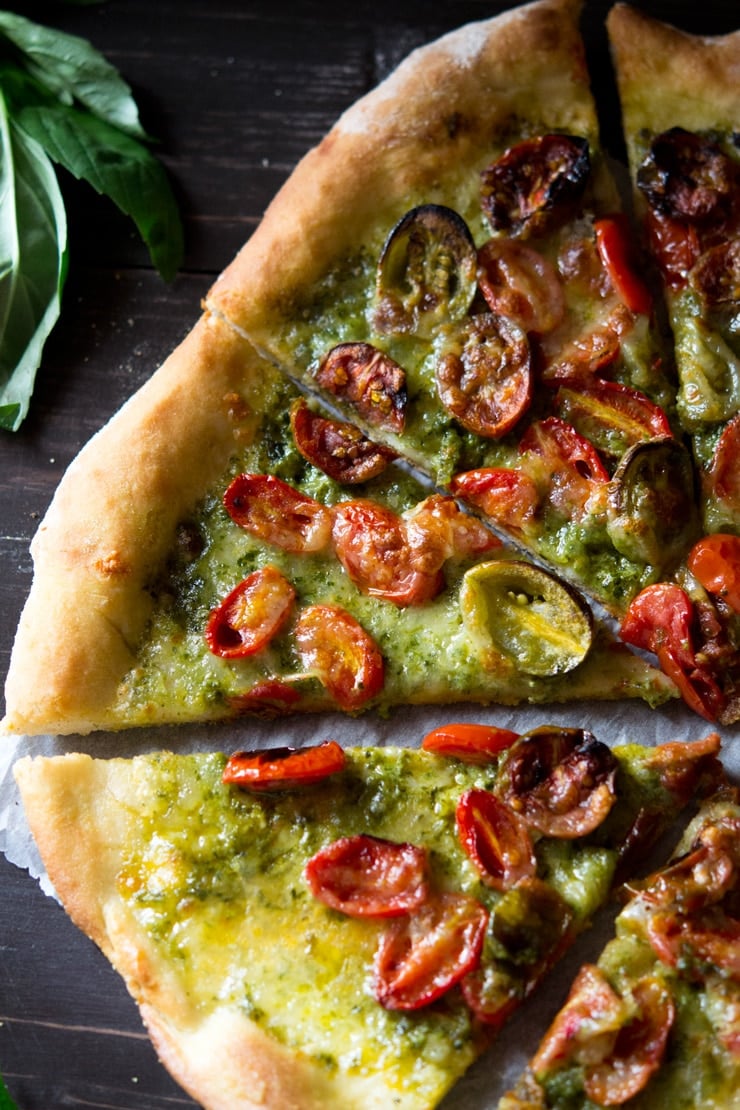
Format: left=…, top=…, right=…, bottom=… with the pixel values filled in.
left=316, top=342, right=407, bottom=433
left=456, top=789, right=536, bottom=890
left=205, top=565, right=295, bottom=658
left=451, top=467, right=539, bottom=531
left=294, top=604, right=384, bottom=710
left=224, top=473, right=332, bottom=553
left=421, top=722, right=520, bottom=764
left=594, top=214, right=653, bottom=316
left=708, top=413, right=740, bottom=511
left=373, top=891, right=488, bottom=1011
left=477, top=237, right=565, bottom=334
left=305, top=835, right=429, bottom=917
left=689, top=533, right=740, bottom=612
left=222, top=740, right=346, bottom=790
left=289, top=398, right=395, bottom=484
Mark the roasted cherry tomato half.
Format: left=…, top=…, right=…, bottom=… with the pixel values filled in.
left=294, top=604, right=384, bottom=710
left=403, top=493, right=500, bottom=561
left=421, top=722, right=520, bottom=764
left=519, top=416, right=609, bottom=520
left=374, top=204, right=478, bottom=337
left=690, top=238, right=740, bottom=312
left=707, top=413, right=740, bottom=514
left=461, top=560, right=593, bottom=677
left=477, top=237, right=565, bottom=334
left=305, top=834, right=429, bottom=917
left=594, top=214, right=653, bottom=316
left=332, top=499, right=443, bottom=607
left=451, top=467, right=540, bottom=532
left=647, top=903, right=740, bottom=981
left=645, top=211, right=701, bottom=290
left=606, top=437, right=699, bottom=569
left=228, top=679, right=302, bottom=715
left=289, top=398, right=396, bottom=484
left=480, top=134, right=590, bottom=237
left=539, top=302, right=632, bottom=384
left=435, top=312, right=532, bottom=438
left=555, top=380, right=672, bottom=460
left=637, top=127, right=737, bottom=224
left=315, top=342, right=407, bottom=433
left=373, top=891, right=488, bottom=1011
left=499, top=726, right=617, bottom=838
left=620, top=583, right=725, bottom=722
left=224, top=473, right=332, bottom=553
left=222, top=739, right=346, bottom=790
left=205, top=565, right=295, bottom=658
left=456, top=789, right=536, bottom=890
left=688, top=533, right=740, bottom=612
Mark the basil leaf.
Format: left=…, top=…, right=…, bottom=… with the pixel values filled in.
left=0, top=10, right=147, bottom=138
left=16, top=101, right=182, bottom=281
left=0, top=1074, right=18, bottom=1110
left=0, top=88, right=67, bottom=432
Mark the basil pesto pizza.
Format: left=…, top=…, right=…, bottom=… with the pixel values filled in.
left=13, top=727, right=724, bottom=1110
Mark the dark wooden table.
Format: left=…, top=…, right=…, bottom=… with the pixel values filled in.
left=0, top=1, right=736, bottom=1107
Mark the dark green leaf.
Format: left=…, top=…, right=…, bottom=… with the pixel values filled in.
left=0, top=89, right=67, bottom=431
left=0, top=9, right=147, bottom=138
left=16, top=101, right=183, bottom=280
left=0, top=1074, right=18, bottom=1110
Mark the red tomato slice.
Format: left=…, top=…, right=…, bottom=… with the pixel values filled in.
left=222, top=739, right=346, bottom=790
left=228, top=679, right=302, bottom=714
left=315, top=342, right=407, bottom=433
left=594, top=214, right=653, bottom=316
left=294, top=604, right=384, bottom=710
left=403, top=494, right=500, bottom=561
left=645, top=210, right=701, bottom=290
left=689, top=534, right=740, bottom=612
left=555, top=379, right=672, bottom=456
left=421, top=722, right=520, bottom=764
left=373, top=891, right=488, bottom=1011
left=332, top=499, right=443, bottom=607
left=477, top=238, right=565, bottom=334
left=620, top=583, right=726, bottom=722
left=205, top=566, right=295, bottom=658
left=289, top=397, right=396, bottom=484
left=519, top=416, right=608, bottom=519
left=224, top=473, right=332, bottom=553
left=532, top=964, right=627, bottom=1074
left=708, top=414, right=740, bottom=511
left=450, top=467, right=540, bottom=531
left=456, top=789, right=536, bottom=890
left=305, top=835, right=429, bottom=917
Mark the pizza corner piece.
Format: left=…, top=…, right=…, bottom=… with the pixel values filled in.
left=499, top=784, right=740, bottom=1110
left=12, top=726, right=726, bottom=1110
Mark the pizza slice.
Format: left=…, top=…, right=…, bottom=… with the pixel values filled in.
left=207, top=0, right=695, bottom=618
left=500, top=786, right=740, bottom=1109
left=2, top=311, right=675, bottom=738
left=605, top=6, right=740, bottom=727
left=13, top=727, right=723, bottom=1109
left=607, top=3, right=740, bottom=538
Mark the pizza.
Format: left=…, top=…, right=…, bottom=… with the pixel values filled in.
left=500, top=786, right=740, bottom=1109
left=12, top=727, right=724, bottom=1110
left=605, top=6, right=740, bottom=726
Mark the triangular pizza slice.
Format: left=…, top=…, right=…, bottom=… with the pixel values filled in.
left=2, top=312, right=673, bottom=737
left=207, top=0, right=694, bottom=619
left=13, top=728, right=723, bottom=1109
left=500, top=786, right=740, bottom=1109
left=606, top=5, right=740, bottom=727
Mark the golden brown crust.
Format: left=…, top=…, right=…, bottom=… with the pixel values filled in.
left=3, top=314, right=261, bottom=735
left=12, top=752, right=442, bottom=1109
left=207, top=0, right=597, bottom=344
left=608, top=4, right=740, bottom=159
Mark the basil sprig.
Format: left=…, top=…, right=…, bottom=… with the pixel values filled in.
left=0, top=11, right=184, bottom=430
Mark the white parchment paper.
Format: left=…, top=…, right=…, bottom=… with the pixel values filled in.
left=2, top=696, right=739, bottom=1107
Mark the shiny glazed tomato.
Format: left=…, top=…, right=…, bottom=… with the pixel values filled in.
left=224, top=473, right=332, bottom=553
left=294, top=604, right=384, bottom=710
left=305, top=835, right=429, bottom=917
left=205, top=565, right=295, bottom=658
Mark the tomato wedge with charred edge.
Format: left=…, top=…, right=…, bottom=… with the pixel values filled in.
left=689, top=534, right=740, bottom=613
left=594, top=214, right=653, bottom=316
left=555, top=379, right=672, bottom=458
left=332, top=499, right=444, bottom=607
left=620, top=583, right=726, bottom=722
left=205, top=566, right=295, bottom=658
left=315, top=342, right=407, bottom=433
left=222, top=739, right=346, bottom=791
left=708, top=413, right=740, bottom=512
left=294, top=604, right=384, bottom=710
left=224, top=473, right=332, bottom=553
left=373, top=891, right=488, bottom=1011
left=289, top=398, right=396, bottom=484
left=637, top=127, right=736, bottom=225
left=305, top=835, right=429, bottom=918
left=480, top=134, right=590, bottom=237
left=435, top=312, right=532, bottom=438
left=499, top=726, right=617, bottom=838
left=421, top=722, right=520, bottom=764
left=456, top=789, right=536, bottom=890
left=451, top=467, right=539, bottom=531
left=477, top=238, right=565, bottom=334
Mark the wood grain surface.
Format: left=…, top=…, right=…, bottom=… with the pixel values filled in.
left=0, top=1, right=736, bottom=1106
